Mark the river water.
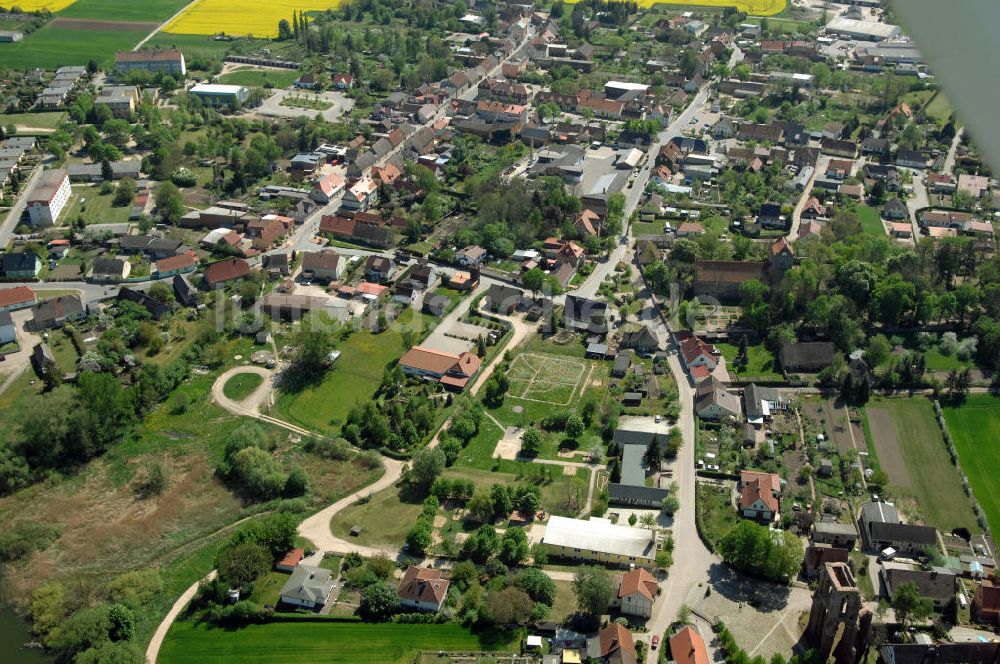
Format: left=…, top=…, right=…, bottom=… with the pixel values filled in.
left=0, top=607, right=51, bottom=664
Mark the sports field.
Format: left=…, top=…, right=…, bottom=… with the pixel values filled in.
left=160, top=620, right=507, bottom=663
left=943, top=395, right=1000, bottom=534
left=507, top=352, right=587, bottom=405
left=165, top=0, right=342, bottom=37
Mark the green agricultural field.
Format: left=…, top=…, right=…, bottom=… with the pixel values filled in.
left=869, top=398, right=979, bottom=533
left=716, top=342, right=781, bottom=381
left=1, top=27, right=148, bottom=70
left=58, top=0, right=190, bottom=22
left=217, top=68, right=301, bottom=89
left=943, top=395, right=1000, bottom=533
left=159, top=620, right=513, bottom=664
left=0, top=0, right=194, bottom=70
left=273, top=310, right=437, bottom=434
left=857, top=206, right=886, bottom=237
left=222, top=372, right=264, bottom=401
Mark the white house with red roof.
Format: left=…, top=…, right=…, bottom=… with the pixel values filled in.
left=738, top=469, right=782, bottom=522
left=615, top=567, right=658, bottom=618
left=678, top=334, right=719, bottom=377
left=397, top=566, right=450, bottom=612
left=0, top=286, right=37, bottom=312
left=310, top=172, right=345, bottom=204
left=342, top=176, right=378, bottom=211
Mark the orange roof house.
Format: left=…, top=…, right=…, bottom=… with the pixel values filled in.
left=669, top=627, right=710, bottom=664
left=399, top=346, right=482, bottom=391
left=276, top=548, right=304, bottom=572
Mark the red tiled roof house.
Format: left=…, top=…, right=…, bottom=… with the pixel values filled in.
left=203, top=257, right=250, bottom=289
left=616, top=567, right=657, bottom=618
left=738, top=469, right=782, bottom=522
left=397, top=566, right=450, bottom=613
left=398, top=346, right=482, bottom=391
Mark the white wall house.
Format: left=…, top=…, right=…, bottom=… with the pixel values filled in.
left=27, top=169, right=71, bottom=226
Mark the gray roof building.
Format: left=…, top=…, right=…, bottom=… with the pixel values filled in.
left=743, top=383, right=785, bottom=422
left=279, top=565, right=334, bottom=608
left=612, top=416, right=670, bottom=448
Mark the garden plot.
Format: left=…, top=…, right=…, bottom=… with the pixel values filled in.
left=507, top=352, right=586, bottom=405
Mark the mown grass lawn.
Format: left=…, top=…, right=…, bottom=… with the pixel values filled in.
left=874, top=398, right=980, bottom=533
left=894, top=332, right=978, bottom=371
left=943, top=395, right=1000, bottom=533
left=222, top=372, right=264, bottom=401
left=160, top=620, right=514, bottom=663
left=632, top=220, right=664, bottom=235
left=716, top=342, right=781, bottom=381
left=62, top=185, right=134, bottom=227
left=218, top=68, right=301, bottom=89
left=0, top=111, right=67, bottom=129
left=273, top=310, right=436, bottom=434
left=857, top=205, right=886, bottom=237
left=329, top=483, right=423, bottom=549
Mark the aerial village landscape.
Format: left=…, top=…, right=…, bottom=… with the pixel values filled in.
left=0, top=0, right=999, bottom=663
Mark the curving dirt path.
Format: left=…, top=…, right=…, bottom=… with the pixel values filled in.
left=145, top=571, right=216, bottom=664
left=296, top=457, right=405, bottom=558
left=212, top=366, right=275, bottom=417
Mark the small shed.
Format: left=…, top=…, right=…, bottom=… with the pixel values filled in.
left=622, top=392, right=643, bottom=407
left=586, top=342, right=609, bottom=359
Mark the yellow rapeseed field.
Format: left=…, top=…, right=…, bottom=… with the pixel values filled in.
left=7, top=0, right=78, bottom=11
left=569, top=0, right=787, bottom=16
left=164, top=0, right=343, bottom=38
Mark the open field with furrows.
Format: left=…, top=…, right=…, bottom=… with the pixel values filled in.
left=568, top=0, right=786, bottom=15
left=942, top=395, right=1000, bottom=534
left=165, top=0, right=343, bottom=37
left=865, top=397, right=980, bottom=534
left=160, top=620, right=515, bottom=664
